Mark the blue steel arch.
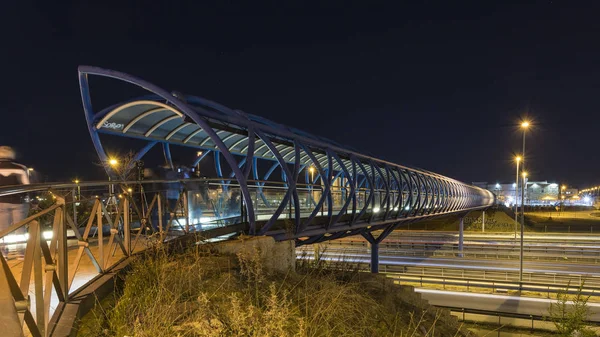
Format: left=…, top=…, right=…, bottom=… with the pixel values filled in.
left=78, top=66, right=494, bottom=245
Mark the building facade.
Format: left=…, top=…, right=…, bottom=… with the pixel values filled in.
left=473, top=181, right=560, bottom=206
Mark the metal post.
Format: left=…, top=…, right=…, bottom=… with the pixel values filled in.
left=482, top=210, right=485, bottom=233
left=371, top=242, right=379, bottom=273
left=123, top=197, right=130, bottom=255
left=57, top=200, right=68, bottom=301
left=183, top=191, right=189, bottom=233
left=514, top=158, right=520, bottom=239
left=72, top=188, right=77, bottom=227
left=458, top=217, right=464, bottom=257
left=97, top=203, right=104, bottom=270
left=157, top=194, right=163, bottom=241
left=520, top=129, right=526, bottom=284
left=32, top=222, right=44, bottom=335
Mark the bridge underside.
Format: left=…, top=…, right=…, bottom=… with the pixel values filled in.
left=79, top=66, right=494, bottom=246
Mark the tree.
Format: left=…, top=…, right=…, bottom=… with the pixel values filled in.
left=548, top=281, right=596, bottom=336
left=97, top=151, right=140, bottom=182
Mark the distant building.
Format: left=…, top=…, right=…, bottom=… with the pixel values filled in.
left=473, top=181, right=559, bottom=206
left=563, top=188, right=578, bottom=197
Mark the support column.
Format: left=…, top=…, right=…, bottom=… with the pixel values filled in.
left=458, top=217, right=464, bottom=257
left=362, top=224, right=398, bottom=274
left=371, top=242, right=379, bottom=273
left=482, top=210, right=485, bottom=233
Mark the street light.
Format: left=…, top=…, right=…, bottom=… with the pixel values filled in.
left=196, top=151, right=203, bottom=176
left=519, top=120, right=530, bottom=220
left=72, top=178, right=81, bottom=224
left=520, top=170, right=528, bottom=283
left=308, top=166, right=316, bottom=207
left=107, top=158, right=119, bottom=198
left=518, top=121, right=530, bottom=285
left=514, top=156, right=521, bottom=239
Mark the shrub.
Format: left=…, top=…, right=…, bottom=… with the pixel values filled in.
left=79, top=244, right=471, bottom=336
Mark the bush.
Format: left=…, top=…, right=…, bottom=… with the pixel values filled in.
left=548, top=282, right=597, bottom=337
left=79, top=244, right=471, bottom=337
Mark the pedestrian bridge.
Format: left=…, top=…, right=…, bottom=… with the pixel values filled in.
left=80, top=66, right=493, bottom=244
left=0, top=66, right=493, bottom=336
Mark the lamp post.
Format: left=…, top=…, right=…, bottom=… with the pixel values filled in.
left=519, top=120, right=530, bottom=285
left=196, top=151, right=203, bottom=177
left=520, top=171, right=527, bottom=283
left=561, top=185, right=566, bottom=212
left=308, top=166, right=315, bottom=206
left=108, top=158, right=119, bottom=197
left=73, top=179, right=81, bottom=226
left=514, top=156, right=521, bottom=239
left=520, top=121, right=529, bottom=208
left=74, top=179, right=81, bottom=200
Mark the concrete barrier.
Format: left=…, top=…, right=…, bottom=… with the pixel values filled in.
left=212, top=236, right=295, bottom=273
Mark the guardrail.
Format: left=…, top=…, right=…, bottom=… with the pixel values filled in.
left=296, top=253, right=600, bottom=288
left=302, top=243, right=600, bottom=263
left=386, top=274, right=600, bottom=297
left=381, top=264, right=599, bottom=288
left=325, top=238, right=600, bottom=255
left=439, top=306, right=600, bottom=329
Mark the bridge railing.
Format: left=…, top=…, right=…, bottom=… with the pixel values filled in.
left=0, top=178, right=256, bottom=337
left=0, top=175, right=492, bottom=336
left=0, top=177, right=399, bottom=336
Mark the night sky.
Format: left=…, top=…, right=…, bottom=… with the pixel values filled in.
left=2, top=1, right=599, bottom=187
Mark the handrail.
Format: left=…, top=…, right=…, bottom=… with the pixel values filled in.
left=0, top=177, right=409, bottom=197
left=387, top=274, right=600, bottom=296
left=438, top=305, right=600, bottom=324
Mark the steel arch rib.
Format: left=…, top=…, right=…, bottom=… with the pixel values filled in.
left=255, top=131, right=298, bottom=235
left=78, top=66, right=256, bottom=231
left=298, top=144, right=332, bottom=232
left=329, top=151, right=355, bottom=226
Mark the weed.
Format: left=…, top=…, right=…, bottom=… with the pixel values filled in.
left=79, top=244, right=473, bottom=336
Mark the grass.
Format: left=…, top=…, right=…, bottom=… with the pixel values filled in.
left=406, top=209, right=525, bottom=232
left=78, top=243, right=474, bottom=337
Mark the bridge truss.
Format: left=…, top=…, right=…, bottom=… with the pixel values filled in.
left=79, top=66, right=494, bottom=248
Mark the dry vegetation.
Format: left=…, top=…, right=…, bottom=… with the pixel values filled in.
left=78, top=244, right=473, bottom=337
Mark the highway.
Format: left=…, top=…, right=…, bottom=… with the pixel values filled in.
left=296, top=230, right=600, bottom=322
left=316, top=242, right=600, bottom=264
left=299, top=251, right=600, bottom=285
left=306, top=230, right=600, bottom=264
left=300, top=252, right=600, bottom=276
left=347, top=230, right=600, bottom=245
